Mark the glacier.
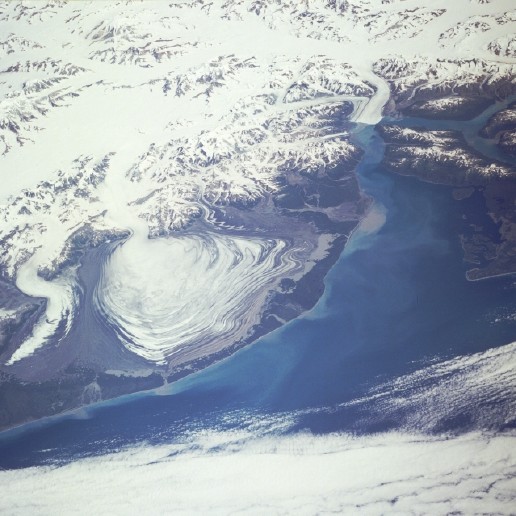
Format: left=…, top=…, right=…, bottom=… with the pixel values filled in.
left=0, top=1, right=515, bottom=512
left=0, top=0, right=514, bottom=425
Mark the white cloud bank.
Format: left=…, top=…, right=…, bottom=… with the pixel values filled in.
left=2, top=342, right=515, bottom=515
left=1, top=429, right=515, bottom=515
left=340, top=340, right=516, bottom=433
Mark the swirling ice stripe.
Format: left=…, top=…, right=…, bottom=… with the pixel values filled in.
left=7, top=254, right=77, bottom=365
left=94, top=233, right=306, bottom=363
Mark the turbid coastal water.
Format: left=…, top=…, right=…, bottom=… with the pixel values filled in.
left=0, top=104, right=515, bottom=468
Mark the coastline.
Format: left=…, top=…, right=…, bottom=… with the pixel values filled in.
left=2, top=89, right=515, bottom=434
left=0, top=230, right=365, bottom=435
left=0, top=136, right=373, bottom=433
left=377, top=98, right=516, bottom=283
left=2, top=108, right=516, bottom=470
left=0, top=41, right=394, bottom=426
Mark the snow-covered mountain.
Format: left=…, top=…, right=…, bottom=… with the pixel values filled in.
left=0, top=0, right=515, bottom=418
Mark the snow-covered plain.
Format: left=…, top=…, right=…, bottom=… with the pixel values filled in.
left=0, top=0, right=515, bottom=366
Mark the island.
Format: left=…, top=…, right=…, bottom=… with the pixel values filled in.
left=377, top=122, right=516, bottom=281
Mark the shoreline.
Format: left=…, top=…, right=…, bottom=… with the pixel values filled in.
left=0, top=112, right=383, bottom=434
left=0, top=152, right=373, bottom=434
left=0, top=228, right=363, bottom=437
left=2, top=93, right=514, bottom=434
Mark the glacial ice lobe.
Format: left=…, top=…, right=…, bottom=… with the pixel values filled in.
left=95, top=233, right=305, bottom=363
left=7, top=253, right=76, bottom=365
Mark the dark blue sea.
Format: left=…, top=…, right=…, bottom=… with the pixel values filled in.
left=1, top=112, right=515, bottom=469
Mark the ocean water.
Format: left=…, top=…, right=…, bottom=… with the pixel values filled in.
left=0, top=114, right=515, bottom=469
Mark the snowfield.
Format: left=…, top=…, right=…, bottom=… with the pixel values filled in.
left=0, top=0, right=515, bottom=365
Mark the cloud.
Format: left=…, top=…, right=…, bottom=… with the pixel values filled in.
left=338, top=341, right=516, bottom=433
left=1, top=429, right=515, bottom=515
left=2, top=343, right=515, bottom=514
